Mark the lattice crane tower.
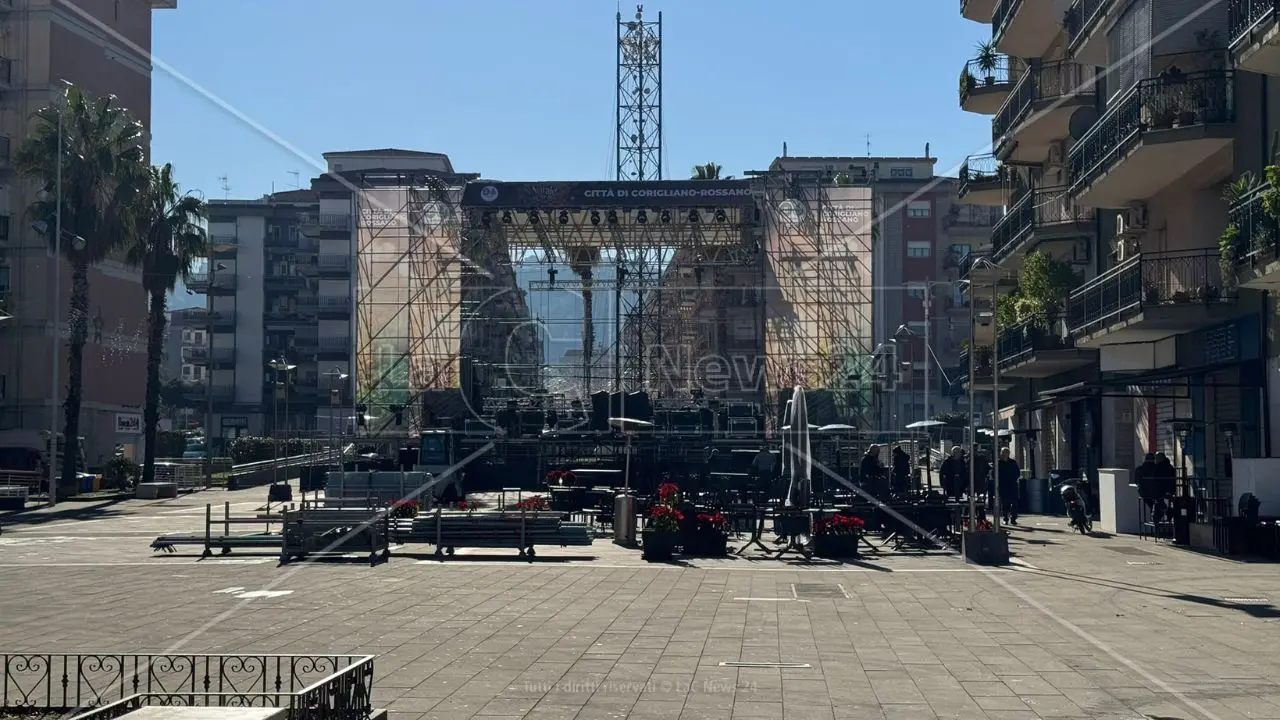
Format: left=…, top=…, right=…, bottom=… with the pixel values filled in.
left=616, top=4, right=662, bottom=181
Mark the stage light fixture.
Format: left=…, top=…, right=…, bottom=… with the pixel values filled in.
left=636, top=210, right=648, bottom=224
left=590, top=210, right=601, bottom=226
left=528, top=211, right=540, bottom=225
left=660, top=210, right=671, bottom=223
left=687, top=209, right=700, bottom=223
left=606, top=210, right=619, bottom=225
left=481, top=212, right=492, bottom=227
left=558, top=210, right=569, bottom=225
left=714, top=208, right=727, bottom=222
left=501, top=211, right=513, bottom=224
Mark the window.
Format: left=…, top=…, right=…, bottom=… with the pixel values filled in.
left=906, top=283, right=927, bottom=299
left=191, top=330, right=206, bottom=346
left=890, top=167, right=914, bottom=178
left=907, top=200, right=931, bottom=218
left=906, top=241, right=932, bottom=258
left=950, top=243, right=972, bottom=258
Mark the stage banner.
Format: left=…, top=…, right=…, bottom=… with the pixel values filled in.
left=460, top=180, right=755, bottom=208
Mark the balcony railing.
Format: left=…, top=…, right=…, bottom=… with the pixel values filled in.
left=996, top=316, right=1076, bottom=368
left=209, top=346, right=235, bottom=364
left=318, top=254, right=352, bottom=271
left=302, top=213, right=352, bottom=232
left=991, top=185, right=1092, bottom=261
left=1231, top=183, right=1279, bottom=263
left=1068, top=70, right=1235, bottom=191
left=959, top=153, right=1004, bottom=190
left=318, top=336, right=352, bottom=352
left=319, top=296, right=351, bottom=312
left=946, top=204, right=1003, bottom=229
left=958, top=345, right=995, bottom=384
left=181, top=346, right=207, bottom=362
left=1067, top=250, right=1234, bottom=336
left=960, top=55, right=1021, bottom=103
left=209, top=310, right=236, bottom=327
left=1065, top=0, right=1116, bottom=50
left=991, top=0, right=1022, bottom=41
left=993, top=60, right=1093, bottom=147
left=1230, top=0, right=1279, bottom=49
left=959, top=249, right=994, bottom=283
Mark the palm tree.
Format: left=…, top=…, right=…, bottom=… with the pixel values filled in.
left=128, top=163, right=208, bottom=486
left=15, top=86, right=148, bottom=495
left=691, top=163, right=727, bottom=180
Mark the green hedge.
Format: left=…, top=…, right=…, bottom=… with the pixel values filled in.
left=227, top=436, right=323, bottom=464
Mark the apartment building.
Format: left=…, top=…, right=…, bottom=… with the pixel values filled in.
left=766, top=154, right=1000, bottom=428
left=0, top=0, right=175, bottom=466
left=161, top=307, right=208, bottom=385
left=959, top=0, right=1275, bottom=498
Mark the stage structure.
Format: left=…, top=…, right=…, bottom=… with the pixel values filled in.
left=615, top=4, right=662, bottom=182
left=456, top=179, right=760, bottom=416
left=354, top=173, right=541, bottom=439
left=750, top=169, right=876, bottom=430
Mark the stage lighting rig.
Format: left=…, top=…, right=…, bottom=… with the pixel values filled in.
left=660, top=209, right=671, bottom=223
left=636, top=209, right=648, bottom=224
left=481, top=211, right=492, bottom=227
left=558, top=210, right=570, bottom=225
left=714, top=208, right=727, bottom=222
left=687, top=209, right=699, bottom=223
left=528, top=211, right=540, bottom=225
left=501, top=210, right=513, bottom=224
left=590, top=210, right=601, bottom=226
left=607, top=210, right=619, bottom=225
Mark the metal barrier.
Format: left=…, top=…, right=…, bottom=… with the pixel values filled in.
left=1, top=652, right=374, bottom=720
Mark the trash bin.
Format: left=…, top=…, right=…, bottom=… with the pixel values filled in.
left=1173, top=494, right=1194, bottom=545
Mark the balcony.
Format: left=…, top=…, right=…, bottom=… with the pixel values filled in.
left=958, top=154, right=1006, bottom=206
left=209, top=233, right=237, bottom=251
left=992, top=0, right=1060, bottom=58
left=1230, top=183, right=1280, bottom=288
left=318, top=254, right=353, bottom=274
left=184, top=384, right=234, bottom=403
left=1230, top=0, right=1280, bottom=76
left=960, top=55, right=1021, bottom=114
left=187, top=273, right=236, bottom=294
left=1068, top=70, right=1235, bottom=209
left=301, top=213, right=352, bottom=235
left=265, top=310, right=313, bottom=328
left=993, top=60, right=1095, bottom=164
left=264, top=272, right=308, bottom=292
left=958, top=345, right=1017, bottom=390
left=963, top=0, right=998, bottom=22
left=996, top=317, right=1095, bottom=378
left=319, top=295, right=351, bottom=316
left=180, top=346, right=208, bottom=363
left=208, top=346, right=235, bottom=365
left=990, top=185, right=1094, bottom=266
left=1068, top=250, right=1242, bottom=346
left=1065, top=0, right=1118, bottom=67
left=318, top=336, right=352, bottom=355
left=945, top=204, right=1003, bottom=236
left=210, top=310, right=236, bottom=330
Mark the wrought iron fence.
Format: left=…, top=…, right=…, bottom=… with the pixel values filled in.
left=991, top=185, right=1091, bottom=261
left=991, top=0, right=1022, bottom=41
left=996, top=316, right=1074, bottom=369
left=958, top=346, right=995, bottom=384
left=1231, top=182, right=1278, bottom=263
left=1069, top=70, right=1235, bottom=191
left=961, top=55, right=1021, bottom=102
left=1065, top=0, right=1115, bottom=49
left=1, top=653, right=373, bottom=720
left=959, top=153, right=1004, bottom=193
left=993, top=60, right=1093, bottom=148
left=1067, top=250, right=1235, bottom=336
left=1230, top=0, right=1279, bottom=48
left=958, top=249, right=993, bottom=283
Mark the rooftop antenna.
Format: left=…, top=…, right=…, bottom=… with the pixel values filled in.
left=865, top=134, right=872, bottom=157
left=288, top=170, right=300, bottom=189
left=217, top=174, right=231, bottom=200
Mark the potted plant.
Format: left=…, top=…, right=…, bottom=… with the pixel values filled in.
left=960, top=70, right=977, bottom=100
left=1143, top=282, right=1163, bottom=304
left=643, top=482, right=683, bottom=562
left=516, top=495, right=550, bottom=511
left=975, top=42, right=1000, bottom=86
left=686, top=512, right=731, bottom=556
left=813, top=514, right=866, bottom=559
left=390, top=499, right=419, bottom=519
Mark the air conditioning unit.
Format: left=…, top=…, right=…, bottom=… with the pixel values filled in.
left=1047, top=141, right=1067, bottom=167
left=1119, top=203, right=1148, bottom=236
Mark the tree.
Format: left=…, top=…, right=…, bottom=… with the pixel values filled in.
left=127, top=163, right=208, bottom=486
left=995, top=250, right=1079, bottom=329
left=15, top=86, right=148, bottom=495
left=691, top=163, right=731, bottom=180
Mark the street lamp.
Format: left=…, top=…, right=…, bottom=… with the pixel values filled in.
left=196, top=262, right=228, bottom=489
left=268, top=357, right=297, bottom=485
left=39, top=79, right=74, bottom=506
left=324, top=366, right=349, bottom=495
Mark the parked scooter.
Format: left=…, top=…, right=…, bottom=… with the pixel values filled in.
left=1058, top=478, right=1092, bottom=534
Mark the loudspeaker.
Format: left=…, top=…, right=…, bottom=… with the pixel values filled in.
left=398, top=447, right=418, bottom=470
left=591, top=391, right=610, bottom=431
left=626, top=391, right=652, bottom=421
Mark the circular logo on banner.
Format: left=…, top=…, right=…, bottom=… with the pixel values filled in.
left=778, top=198, right=806, bottom=223
left=479, top=185, right=499, bottom=203
left=422, top=201, right=451, bottom=226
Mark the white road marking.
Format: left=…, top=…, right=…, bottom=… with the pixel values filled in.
left=732, top=597, right=809, bottom=602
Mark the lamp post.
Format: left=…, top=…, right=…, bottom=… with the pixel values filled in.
left=46, top=81, right=72, bottom=506
left=965, top=257, right=1016, bottom=532
left=203, top=262, right=227, bottom=489
left=268, top=358, right=296, bottom=485
left=325, top=366, right=349, bottom=500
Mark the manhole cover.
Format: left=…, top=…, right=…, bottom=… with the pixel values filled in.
left=792, top=583, right=848, bottom=599
left=1223, top=597, right=1270, bottom=604
left=1104, top=546, right=1156, bottom=556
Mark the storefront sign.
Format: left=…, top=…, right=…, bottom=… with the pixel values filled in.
left=114, top=413, right=142, bottom=434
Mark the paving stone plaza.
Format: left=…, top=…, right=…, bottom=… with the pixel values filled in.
left=3, top=486, right=1280, bottom=720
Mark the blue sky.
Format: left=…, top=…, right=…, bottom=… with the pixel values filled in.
left=153, top=0, right=996, bottom=305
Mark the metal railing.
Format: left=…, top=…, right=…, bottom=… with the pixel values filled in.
left=959, top=153, right=1004, bottom=195
left=1067, top=249, right=1235, bottom=336
left=318, top=254, right=352, bottom=270
left=991, top=0, right=1023, bottom=41
left=319, top=296, right=351, bottom=312
left=1232, top=182, right=1278, bottom=263
left=180, top=346, right=207, bottom=362
left=947, top=204, right=1003, bottom=228
left=996, top=316, right=1075, bottom=368
left=991, top=185, right=1092, bottom=261
left=318, top=336, right=352, bottom=352
left=958, top=249, right=994, bottom=282
left=210, top=310, right=236, bottom=327
left=1065, top=0, right=1115, bottom=49
left=1, top=653, right=373, bottom=720
left=993, top=59, right=1094, bottom=147
left=958, top=345, right=995, bottom=383
left=1069, top=70, right=1235, bottom=191
left=302, top=213, right=352, bottom=232
left=961, top=55, right=1021, bottom=103
left=1230, top=0, right=1279, bottom=49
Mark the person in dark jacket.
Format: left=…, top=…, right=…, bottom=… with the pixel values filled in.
left=992, top=447, right=1021, bottom=525
left=1153, top=452, right=1177, bottom=499
left=891, top=446, right=911, bottom=496
left=1135, top=453, right=1162, bottom=521
left=940, top=446, right=968, bottom=502
left=860, top=445, right=885, bottom=497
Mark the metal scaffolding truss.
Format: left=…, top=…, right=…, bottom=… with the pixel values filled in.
left=355, top=175, right=537, bottom=439
left=753, top=169, right=876, bottom=429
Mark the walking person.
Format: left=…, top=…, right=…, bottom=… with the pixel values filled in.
left=993, top=447, right=1021, bottom=525
left=941, top=446, right=968, bottom=502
